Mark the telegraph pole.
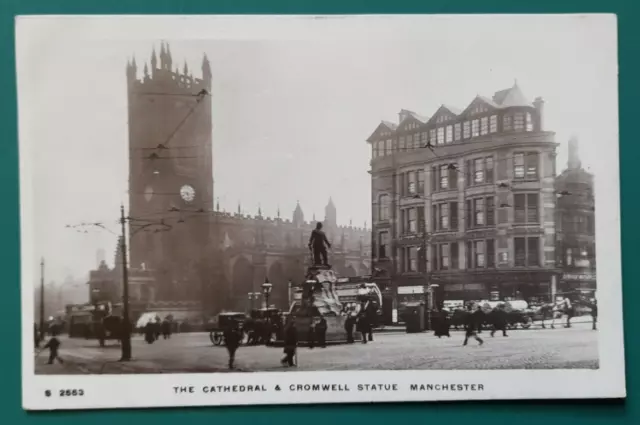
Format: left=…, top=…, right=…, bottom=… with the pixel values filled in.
left=119, top=205, right=132, bottom=361
left=39, top=258, right=45, bottom=341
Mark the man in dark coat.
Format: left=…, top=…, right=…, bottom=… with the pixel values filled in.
left=472, top=305, right=486, bottom=333
left=161, top=318, right=172, bottom=339
left=591, top=299, right=598, bottom=331
left=34, top=323, right=40, bottom=349
left=308, top=318, right=317, bottom=349
left=344, top=313, right=355, bottom=343
left=434, top=309, right=451, bottom=338
left=463, top=305, right=484, bottom=346
left=44, top=331, right=63, bottom=365
left=358, top=313, right=371, bottom=344
left=490, top=304, right=509, bottom=337
left=316, top=317, right=328, bottom=348
left=281, top=317, right=298, bottom=367
left=223, top=321, right=242, bottom=369
left=364, top=302, right=376, bottom=341
left=308, top=222, right=332, bottom=266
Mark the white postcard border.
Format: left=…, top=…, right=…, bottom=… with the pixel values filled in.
left=17, top=14, right=625, bottom=410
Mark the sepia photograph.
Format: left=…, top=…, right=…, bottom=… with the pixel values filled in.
left=17, top=14, right=624, bottom=409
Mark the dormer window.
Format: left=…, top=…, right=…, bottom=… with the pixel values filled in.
left=385, top=139, right=393, bottom=155
left=490, top=115, right=498, bottom=133
left=446, top=125, right=453, bottom=143
left=420, top=132, right=428, bottom=146
left=454, top=123, right=462, bottom=141
left=429, top=129, right=436, bottom=143
left=514, top=113, right=525, bottom=131
left=437, top=127, right=445, bottom=145
left=463, top=121, right=471, bottom=139
left=471, top=119, right=480, bottom=137
left=480, top=117, right=489, bottom=135
left=526, top=112, right=533, bottom=131
left=503, top=115, right=513, bottom=132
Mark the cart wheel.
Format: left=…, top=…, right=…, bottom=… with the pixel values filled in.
left=520, top=317, right=532, bottom=329
left=211, top=332, right=223, bottom=346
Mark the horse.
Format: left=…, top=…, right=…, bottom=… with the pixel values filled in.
left=539, top=298, right=573, bottom=329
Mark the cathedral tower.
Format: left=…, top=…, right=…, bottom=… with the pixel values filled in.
left=126, top=43, right=213, bottom=300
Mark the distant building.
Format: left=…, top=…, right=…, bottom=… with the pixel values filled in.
left=366, top=82, right=559, bottom=323
left=555, top=136, right=596, bottom=297
left=96, top=249, right=106, bottom=268
left=88, top=261, right=117, bottom=304
left=87, top=237, right=155, bottom=319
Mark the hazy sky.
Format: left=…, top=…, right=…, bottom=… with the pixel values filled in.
left=16, top=15, right=618, bottom=284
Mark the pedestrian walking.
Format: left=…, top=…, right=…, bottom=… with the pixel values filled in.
left=316, top=317, right=327, bottom=348
left=472, top=305, right=486, bottom=334
left=463, top=305, right=484, bottom=347
left=433, top=308, right=451, bottom=338
left=34, top=323, right=40, bottom=349
left=281, top=317, right=298, bottom=367
left=223, top=321, right=242, bottom=369
left=308, top=318, right=317, bottom=349
left=345, top=313, right=355, bottom=343
left=591, top=299, right=598, bottom=331
left=161, top=318, right=171, bottom=339
left=490, top=304, right=509, bottom=337
left=44, top=331, right=64, bottom=364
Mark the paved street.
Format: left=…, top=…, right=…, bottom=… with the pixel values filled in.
left=35, top=320, right=598, bottom=374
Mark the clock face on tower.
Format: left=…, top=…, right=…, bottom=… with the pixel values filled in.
left=180, top=184, right=196, bottom=203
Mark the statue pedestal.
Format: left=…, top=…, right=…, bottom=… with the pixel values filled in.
left=277, top=265, right=362, bottom=345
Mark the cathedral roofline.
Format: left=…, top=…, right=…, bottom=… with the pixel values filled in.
left=208, top=210, right=369, bottom=232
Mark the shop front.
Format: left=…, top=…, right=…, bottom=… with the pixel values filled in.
left=430, top=269, right=559, bottom=304
left=559, top=271, right=597, bottom=299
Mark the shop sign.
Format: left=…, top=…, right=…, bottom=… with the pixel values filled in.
left=562, top=273, right=596, bottom=281
left=397, top=285, right=425, bottom=295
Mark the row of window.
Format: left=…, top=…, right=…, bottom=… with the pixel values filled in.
left=394, top=236, right=541, bottom=273
left=563, top=246, right=595, bottom=268
left=558, top=213, right=595, bottom=235
left=399, top=170, right=425, bottom=197
left=400, top=206, right=426, bottom=234
left=385, top=193, right=539, bottom=232
left=373, top=112, right=535, bottom=158
left=394, top=152, right=541, bottom=200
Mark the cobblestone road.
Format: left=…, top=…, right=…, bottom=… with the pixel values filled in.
left=34, top=321, right=598, bottom=374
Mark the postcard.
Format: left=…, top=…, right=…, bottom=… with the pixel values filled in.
left=17, top=14, right=624, bottom=410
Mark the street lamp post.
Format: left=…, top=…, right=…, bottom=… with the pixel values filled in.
left=119, top=205, right=132, bottom=362
left=39, top=258, right=45, bottom=342
left=426, top=284, right=439, bottom=331
left=261, top=278, right=273, bottom=309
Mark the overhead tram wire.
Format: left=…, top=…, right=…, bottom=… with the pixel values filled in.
left=125, top=172, right=593, bottom=229
left=127, top=88, right=210, bottom=159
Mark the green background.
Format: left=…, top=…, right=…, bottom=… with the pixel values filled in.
left=0, top=0, right=634, bottom=423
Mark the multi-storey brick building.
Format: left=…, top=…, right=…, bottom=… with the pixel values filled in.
left=367, top=83, right=560, bottom=323
left=555, top=136, right=596, bottom=297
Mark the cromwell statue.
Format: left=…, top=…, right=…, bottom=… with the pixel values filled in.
left=308, top=222, right=332, bottom=267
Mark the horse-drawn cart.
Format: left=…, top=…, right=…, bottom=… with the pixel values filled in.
left=207, top=312, right=247, bottom=346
